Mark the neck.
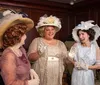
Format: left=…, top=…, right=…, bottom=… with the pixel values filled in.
left=43, top=37, right=54, bottom=41
left=11, top=43, right=22, bottom=50
left=81, top=41, right=91, bottom=47
left=9, top=43, right=22, bottom=57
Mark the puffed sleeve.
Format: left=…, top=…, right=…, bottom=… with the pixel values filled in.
left=91, top=41, right=99, bottom=48
left=1, top=52, right=28, bottom=85
left=27, top=38, right=38, bottom=56
left=68, top=43, right=77, bottom=59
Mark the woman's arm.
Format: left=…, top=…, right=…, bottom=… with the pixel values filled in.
left=28, top=52, right=39, bottom=62
left=1, top=52, right=28, bottom=85
left=89, top=47, right=100, bottom=70
left=88, top=64, right=100, bottom=70
left=28, top=38, right=39, bottom=61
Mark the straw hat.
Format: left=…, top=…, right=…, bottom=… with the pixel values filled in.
left=0, top=10, right=34, bottom=48
left=72, top=20, right=100, bottom=42
left=36, top=14, right=61, bottom=32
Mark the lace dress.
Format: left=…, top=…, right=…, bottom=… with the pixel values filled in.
left=0, top=47, right=31, bottom=85
left=28, top=37, right=68, bottom=85
left=70, top=43, right=96, bottom=85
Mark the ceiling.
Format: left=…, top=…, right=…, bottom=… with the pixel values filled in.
left=47, top=0, right=84, bottom=5
left=12, top=0, right=85, bottom=5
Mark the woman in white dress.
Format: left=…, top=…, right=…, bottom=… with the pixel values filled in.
left=68, top=20, right=100, bottom=85
left=28, top=15, right=68, bottom=85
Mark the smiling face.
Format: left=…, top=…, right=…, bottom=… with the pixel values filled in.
left=78, top=30, right=90, bottom=44
left=43, top=26, right=56, bottom=40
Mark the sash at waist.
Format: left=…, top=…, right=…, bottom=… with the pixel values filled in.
left=48, top=57, right=59, bottom=61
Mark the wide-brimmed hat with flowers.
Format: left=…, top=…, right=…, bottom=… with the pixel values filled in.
left=72, top=20, right=100, bottom=42
left=36, top=14, right=61, bottom=32
left=0, top=10, right=34, bottom=48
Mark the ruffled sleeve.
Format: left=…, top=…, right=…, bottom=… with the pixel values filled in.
left=68, top=43, right=77, bottom=59
left=1, top=51, right=28, bottom=85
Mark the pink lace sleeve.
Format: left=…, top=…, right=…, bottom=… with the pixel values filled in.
left=1, top=52, right=28, bottom=85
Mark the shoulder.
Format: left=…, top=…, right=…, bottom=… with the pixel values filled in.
left=31, top=37, right=42, bottom=42
left=32, top=37, right=39, bottom=41
left=57, top=40, right=64, bottom=44
left=72, top=42, right=78, bottom=47
left=96, top=46, right=100, bottom=52
left=2, top=48, right=15, bottom=60
left=70, top=42, right=79, bottom=50
left=56, top=40, right=66, bottom=47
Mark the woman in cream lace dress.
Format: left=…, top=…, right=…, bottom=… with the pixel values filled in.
left=28, top=15, right=68, bottom=85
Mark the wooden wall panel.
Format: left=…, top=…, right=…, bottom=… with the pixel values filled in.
left=0, top=1, right=70, bottom=49
left=73, top=3, right=100, bottom=46
left=0, top=0, right=100, bottom=48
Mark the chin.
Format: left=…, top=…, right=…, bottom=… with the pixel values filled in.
left=49, top=37, right=54, bottom=40
left=21, top=43, right=25, bottom=46
left=80, top=40, right=85, bottom=43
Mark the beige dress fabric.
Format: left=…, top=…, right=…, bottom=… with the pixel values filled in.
left=28, top=37, right=68, bottom=85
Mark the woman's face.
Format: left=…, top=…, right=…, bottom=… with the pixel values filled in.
left=44, top=26, right=56, bottom=40
left=20, top=34, right=27, bottom=45
left=78, top=30, right=90, bottom=43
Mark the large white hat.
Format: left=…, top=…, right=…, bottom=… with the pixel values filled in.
left=36, top=14, right=61, bottom=32
left=0, top=10, right=34, bottom=48
left=72, top=20, right=100, bottom=42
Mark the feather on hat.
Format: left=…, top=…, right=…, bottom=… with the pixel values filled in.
left=36, top=14, right=61, bottom=32
left=72, top=20, right=100, bottom=42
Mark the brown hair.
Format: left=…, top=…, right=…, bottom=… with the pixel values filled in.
left=3, top=23, right=27, bottom=49
left=77, top=28, right=96, bottom=41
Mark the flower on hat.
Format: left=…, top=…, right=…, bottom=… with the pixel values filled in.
left=36, top=14, right=61, bottom=32
left=3, top=10, right=12, bottom=16
left=74, top=20, right=95, bottom=30
left=44, top=16, right=55, bottom=24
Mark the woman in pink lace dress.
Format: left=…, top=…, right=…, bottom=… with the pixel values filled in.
left=0, top=10, right=39, bottom=85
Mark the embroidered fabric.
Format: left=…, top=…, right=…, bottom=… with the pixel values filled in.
left=28, top=37, right=68, bottom=85
left=70, top=43, right=96, bottom=85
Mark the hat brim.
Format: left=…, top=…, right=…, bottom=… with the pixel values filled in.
left=0, top=14, right=34, bottom=48
left=36, top=24, right=61, bottom=32
left=72, top=25, right=100, bottom=42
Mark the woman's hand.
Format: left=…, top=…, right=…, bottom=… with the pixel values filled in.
left=28, top=69, right=40, bottom=85
left=74, top=62, right=89, bottom=70
left=38, top=44, right=47, bottom=56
